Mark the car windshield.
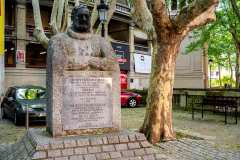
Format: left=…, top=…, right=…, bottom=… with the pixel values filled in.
left=16, top=88, right=47, bottom=100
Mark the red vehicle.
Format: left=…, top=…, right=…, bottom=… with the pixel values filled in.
left=120, top=73, right=128, bottom=90
left=120, top=91, right=142, bottom=108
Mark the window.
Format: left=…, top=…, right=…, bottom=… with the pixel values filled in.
left=4, top=42, right=16, bottom=67
left=26, top=43, right=46, bottom=68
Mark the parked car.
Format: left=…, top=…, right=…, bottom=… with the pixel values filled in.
left=121, top=91, right=142, bottom=108
left=1, top=86, right=47, bottom=125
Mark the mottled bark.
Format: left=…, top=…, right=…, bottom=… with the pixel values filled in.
left=140, top=37, right=181, bottom=143
left=133, top=0, right=218, bottom=144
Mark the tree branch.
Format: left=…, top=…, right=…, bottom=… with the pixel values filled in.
left=151, top=0, right=172, bottom=31
left=131, top=0, right=154, bottom=35
left=50, top=0, right=59, bottom=34
left=32, top=0, right=49, bottom=49
left=184, top=5, right=217, bottom=34
left=90, top=0, right=100, bottom=30
left=175, top=0, right=219, bottom=32
left=56, top=0, right=65, bottom=29
left=230, top=0, right=240, bottom=20
left=60, top=0, right=69, bottom=32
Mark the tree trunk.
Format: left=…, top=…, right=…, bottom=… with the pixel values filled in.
left=235, top=50, right=240, bottom=88
left=227, top=52, right=233, bottom=80
left=217, top=64, right=222, bottom=87
left=203, top=43, right=209, bottom=88
left=140, top=36, right=181, bottom=143
left=134, top=0, right=218, bottom=144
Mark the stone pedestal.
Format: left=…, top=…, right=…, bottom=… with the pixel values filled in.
left=0, top=129, right=164, bottom=160
left=47, top=70, right=120, bottom=137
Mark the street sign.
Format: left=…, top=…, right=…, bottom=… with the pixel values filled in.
left=0, top=0, right=4, bottom=56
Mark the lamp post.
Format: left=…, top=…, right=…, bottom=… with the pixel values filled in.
left=209, top=59, right=213, bottom=88
left=97, top=0, right=109, bottom=37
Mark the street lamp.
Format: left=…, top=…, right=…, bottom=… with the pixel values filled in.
left=97, top=0, right=109, bottom=37
left=209, top=59, right=213, bottom=88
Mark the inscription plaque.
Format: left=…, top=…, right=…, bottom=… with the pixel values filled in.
left=62, top=76, right=113, bottom=130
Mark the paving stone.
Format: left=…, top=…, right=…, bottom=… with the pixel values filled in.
left=102, top=144, right=115, bottom=152
left=140, top=141, right=152, bottom=148
left=69, top=155, right=84, bottom=160
left=84, top=154, right=97, bottom=160
left=129, top=157, right=142, bottom=160
left=107, top=136, right=119, bottom=144
left=121, top=150, right=134, bottom=157
left=128, top=134, right=136, bottom=142
left=55, top=157, right=68, bottom=160
left=114, top=158, right=129, bottom=160
left=64, top=140, right=77, bottom=148
left=115, top=144, right=128, bottom=151
left=143, top=155, right=155, bottom=160
left=134, top=148, right=146, bottom=156
left=136, top=133, right=146, bottom=141
left=61, top=148, right=74, bottom=156
left=48, top=149, right=62, bottom=157
left=88, top=146, right=102, bottom=153
left=109, top=151, right=122, bottom=159
left=145, top=148, right=157, bottom=154
left=75, top=147, right=88, bottom=154
left=50, top=141, right=64, bottom=149
left=119, top=135, right=129, bottom=143
left=95, top=153, right=110, bottom=160
left=90, top=137, right=103, bottom=146
left=32, top=151, right=47, bottom=159
left=77, top=139, right=90, bottom=147
left=128, top=142, right=141, bottom=149
left=102, top=137, right=108, bottom=144
left=36, top=143, right=49, bottom=150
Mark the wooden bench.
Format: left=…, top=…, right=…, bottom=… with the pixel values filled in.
left=192, top=96, right=238, bottom=124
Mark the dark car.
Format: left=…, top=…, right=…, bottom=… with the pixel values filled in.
left=1, top=86, right=47, bottom=125
left=121, top=91, right=142, bottom=108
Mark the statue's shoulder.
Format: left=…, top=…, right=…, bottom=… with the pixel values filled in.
left=91, top=34, right=103, bottom=40
left=91, top=34, right=109, bottom=45
left=50, top=33, right=68, bottom=42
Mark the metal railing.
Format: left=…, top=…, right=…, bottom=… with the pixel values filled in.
left=5, top=25, right=16, bottom=39
left=26, top=25, right=52, bottom=39
left=71, top=0, right=131, bottom=15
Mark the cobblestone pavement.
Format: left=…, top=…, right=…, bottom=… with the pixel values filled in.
left=1, top=138, right=240, bottom=160
left=156, top=138, right=240, bottom=160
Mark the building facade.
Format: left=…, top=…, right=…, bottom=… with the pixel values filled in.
left=3, top=0, right=205, bottom=92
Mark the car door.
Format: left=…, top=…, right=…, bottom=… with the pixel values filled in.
left=2, top=88, right=13, bottom=117
left=8, top=88, right=17, bottom=119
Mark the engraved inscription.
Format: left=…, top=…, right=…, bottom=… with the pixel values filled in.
left=62, top=76, right=113, bottom=130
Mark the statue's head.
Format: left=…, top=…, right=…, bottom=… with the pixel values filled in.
left=71, top=5, right=90, bottom=33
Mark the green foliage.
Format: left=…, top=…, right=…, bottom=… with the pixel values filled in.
left=184, top=0, right=240, bottom=84
left=211, top=76, right=235, bottom=88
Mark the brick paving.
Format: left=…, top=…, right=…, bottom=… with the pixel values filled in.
left=156, top=138, right=240, bottom=160
left=1, top=133, right=240, bottom=160
left=0, top=129, right=169, bottom=160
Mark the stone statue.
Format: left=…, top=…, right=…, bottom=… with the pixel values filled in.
left=47, top=5, right=119, bottom=72
left=46, top=5, right=120, bottom=137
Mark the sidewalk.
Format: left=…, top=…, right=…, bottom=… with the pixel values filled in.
left=156, top=138, right=240, bottom=160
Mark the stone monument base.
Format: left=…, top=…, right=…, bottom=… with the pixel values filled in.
left=0, top=129, right=167, bottom=160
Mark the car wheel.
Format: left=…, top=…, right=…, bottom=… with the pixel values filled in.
left=14, top=112, right=21, bottom=126
left=1, top=107, right=6, bottom=119
left=128, top=98, right=137, bottom=108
